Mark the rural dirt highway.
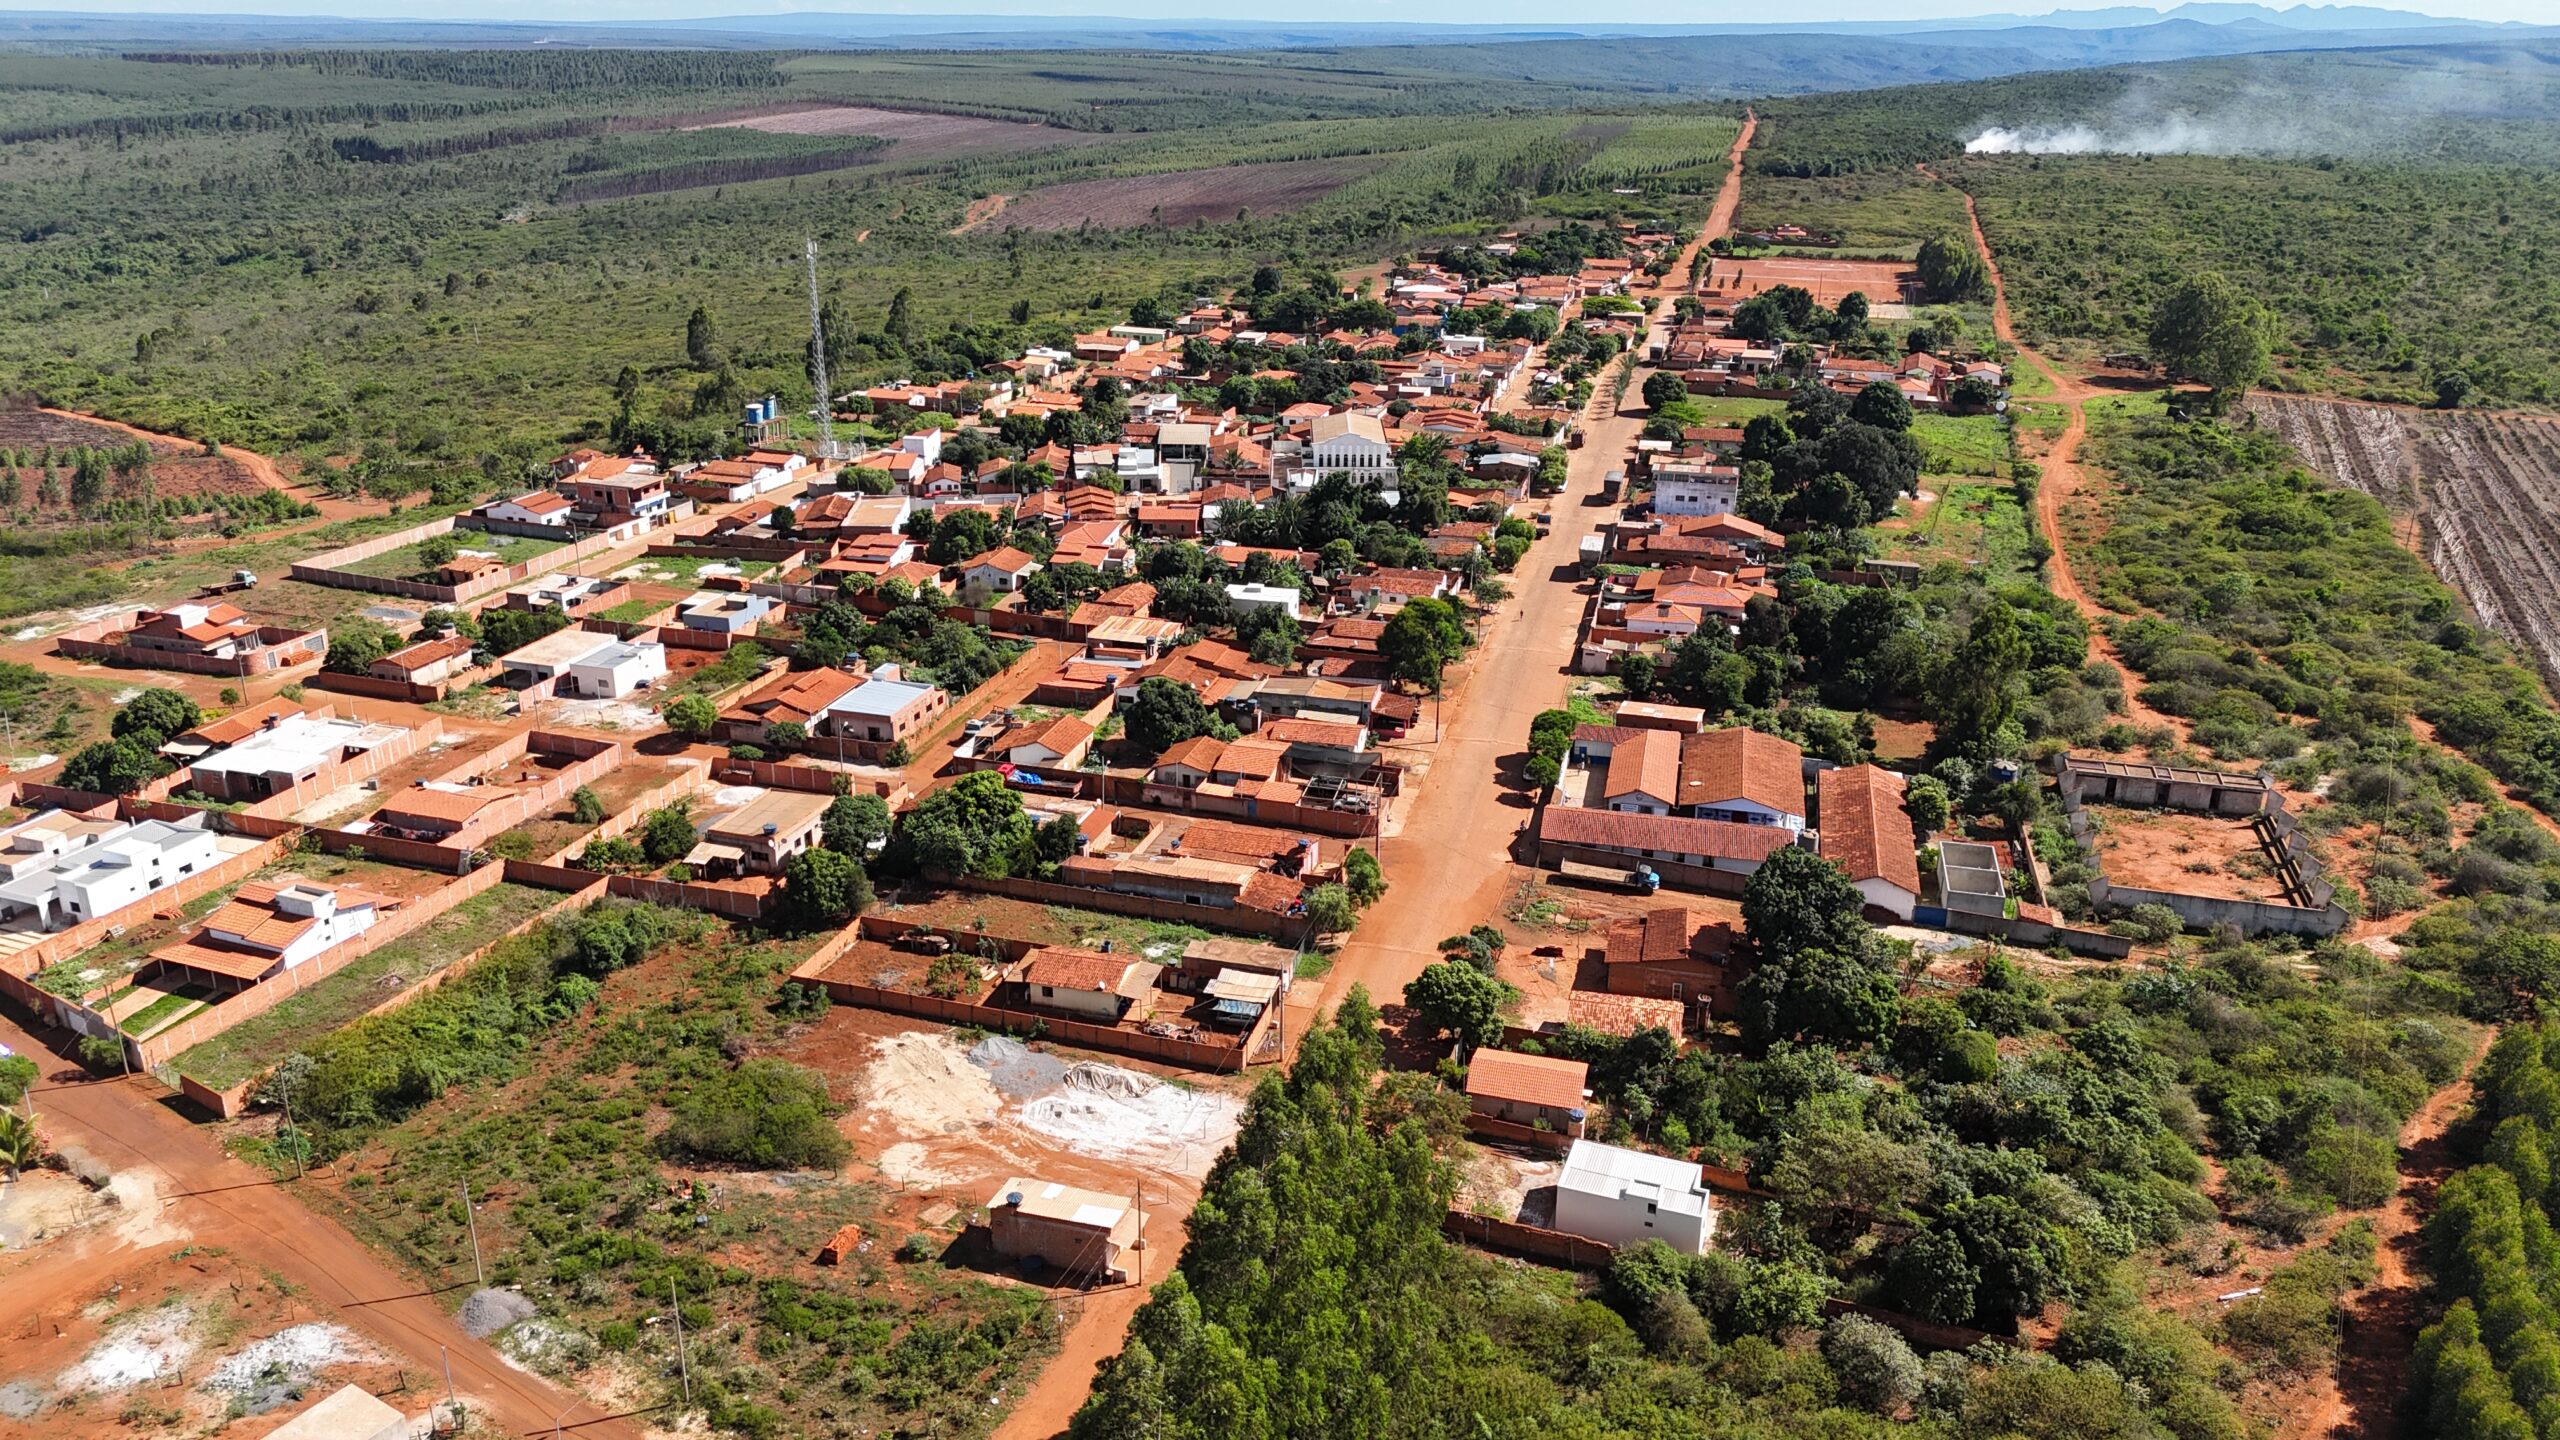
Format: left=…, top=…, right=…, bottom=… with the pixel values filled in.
left=0, top=1008, right=641, bottom=1439
left=1321, top=111, right=1757, bottom=1017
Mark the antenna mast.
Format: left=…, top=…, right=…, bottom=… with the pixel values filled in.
left=804, top=237, right=836, bottom=457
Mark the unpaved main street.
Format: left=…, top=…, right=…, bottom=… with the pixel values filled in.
left=1321, top=112, right=1756, bottom=1017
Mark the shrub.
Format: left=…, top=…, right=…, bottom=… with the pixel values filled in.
left=658, top=1059, right=849, bottom=1170
left=568, top=785, right=606, bottom=824
left=1822, top=1313, right=1924, bottom=1414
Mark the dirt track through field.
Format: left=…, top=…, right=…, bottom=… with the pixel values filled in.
left=1926, top=167, right=2535, bottom=1440
left=1916, top=166, right=2183, bottom=737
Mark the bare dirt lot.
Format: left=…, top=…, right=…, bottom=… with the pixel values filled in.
left=2252, top=394, right=2560, bottom=694
left=0, top=402, right=276, bottom=520
left=2088, top=805, right=2287, bottom=902
left=688, top=104, right=1113, bottom=167
left=960, top=157, right=1373, bottom=234
left=1699, top=254, right=1919, bottom=309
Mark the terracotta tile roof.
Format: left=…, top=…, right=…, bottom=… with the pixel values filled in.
left=1818, top=764, right=1921, bottom=896
left=377, top=634, right=476, bottom=674
left=376, top=786, right=506, bottom=828
left=1568, top=991, right=1687, bottom=1039
left=1022, top=947, right=1140, bottom=994
left=1152, top=735, right=1227, bottom=772
left=200, top=882, right=318, bottom=951
left=736, top=667, right=868, bottom=724
left=1215, top=738, right=1287, bottom=780
left=1604, top=729, right=1681, bottom=805
left=1178, top=820, right=1312, bottom=867
left=1678, top=729, right=1805, bottom=819
left=1465, top=1049, right=1588, bottom=1111
left=1606, top=908, right=1709, bottom=968
left=969, top=547, right=1040, bottom=574
left=1004, top=713, right=1095, bottom=759
left=1238, top=870, right=1307, bottom=913
left=1537, top=806, right=1798, bottom=864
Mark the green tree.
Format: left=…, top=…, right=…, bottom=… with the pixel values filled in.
left=1740, top=845, right=1871, bottom=965
left=0, top=1109, right=39, bottom=1179
left=1936, top=602, right=2030, bottom=758
left=0, top=1053, right=37, bottom=1108
left=1849, top=380, right=1914, bottom=433
left=569, top=785, right=606, bottom=824
left=58, top=737, right=167, bottom=795
left=111, top=687, right=199, bottom=748
left=1343, top=846, right=1386, bottom=905
left=1903, top=773, right=1953, bottom=835
left=685, top=302, right=718, bottom=369
left=662, top=692, right=718, bottom=740
left=640, top=803, right=696, bottom=864
left=1916, top=233, right=1989, bottom=303
left=1404, top=960, right=1514, bottom=1051
left=822, top=793, right=891, bottom=854
left=1304, top=882, right=1357, bottom=937
left=323, top=615, right=401, bottom=675
left=1641, top=370, right=1690, bottom=411
left=782, top=847, right=871, bottom=927
left=1379, top=595, right=1468, bottom=689
left=415, top=533, right=461, bottom=569
left=902, top=770, right=1035, bottom=878
left=2148, top=272, right=2271, bottom=406
left=1822, top=1313, right=1924, bottom=1414
left=1124, top=675, right=1221, bottom=756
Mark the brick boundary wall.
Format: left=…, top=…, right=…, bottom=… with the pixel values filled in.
left=290, top=515, right=646, bottom=605
left=945, top=872, right=1306, bottom=940
left=170, top=871, right=608, bottom=1116
left=54, top=611, right=327, bottom=677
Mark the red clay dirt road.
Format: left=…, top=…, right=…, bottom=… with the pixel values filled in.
left=986, top=109, right=1757, bottom=1440
left=0, top=1011, right=642, bottom=1438
left=1921, top=165, right=2508, bottom=1440
left=1322, top=110, right=1756, bottom=1018
left=1916, top=165, right=2185, bottom=739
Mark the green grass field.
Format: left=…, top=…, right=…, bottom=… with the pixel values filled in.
left=172, top=880, right=568, bottom=1091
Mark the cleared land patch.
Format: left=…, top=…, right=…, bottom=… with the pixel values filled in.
left=963, top=156, right=1375, bottom=233
left=2252, top=394, right=2560, bottom=694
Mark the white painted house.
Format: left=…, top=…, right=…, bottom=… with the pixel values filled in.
left=561, top=640, right=668, bottom=699
left=1553, top=1139, right=1715, bottom=1253
left=0, top=814, right=222, bottom=932
left=1651, top=462, right=1740, bottom=518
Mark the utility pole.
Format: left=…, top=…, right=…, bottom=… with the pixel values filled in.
left=804, top=238, right=835, bottom=459
left=461, top=1182, right=484, bottom=1287
left=439, top=1345, right=459, bottom=1435
left=281, top=1091, right=303, bottom=1181
left=669, top=1275, right=692, bottom=1405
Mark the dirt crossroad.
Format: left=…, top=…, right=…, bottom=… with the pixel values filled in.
left=0, top=1009, right=640, bottom=1439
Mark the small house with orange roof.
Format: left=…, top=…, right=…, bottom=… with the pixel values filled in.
left=145, top=878, right=382, bottom=991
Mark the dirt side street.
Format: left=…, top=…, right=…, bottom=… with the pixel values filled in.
left=0, top=1007, right=639, bottom=1440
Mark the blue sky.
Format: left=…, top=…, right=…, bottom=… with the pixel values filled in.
left=19, top=1, right=2555, bottom=22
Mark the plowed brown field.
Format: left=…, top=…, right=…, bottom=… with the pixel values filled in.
left=960, top=157, right=1371, bottom=234
left=2253, top=394, right=2560, bottom=693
